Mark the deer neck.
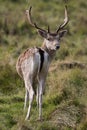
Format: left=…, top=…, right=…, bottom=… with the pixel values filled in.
left=41, top=41, right=56, bottom=61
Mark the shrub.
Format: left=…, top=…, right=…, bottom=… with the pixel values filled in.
left=0, top=64, right=22, bottom=95
left=69, top=68, right=84, bottom=87
left=55, top=46, right=69, bottom=60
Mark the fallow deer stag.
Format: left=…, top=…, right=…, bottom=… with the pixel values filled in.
left=16, top=5, right=69, bottom=120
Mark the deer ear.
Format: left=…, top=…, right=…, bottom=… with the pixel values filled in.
left=59, top=30, right=67, bottom=38
left=38, top=30, right=47, bottom=38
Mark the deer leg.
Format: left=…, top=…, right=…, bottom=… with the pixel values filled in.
left=36, top=86, right=39, bottom=109
left=39, top=91, right=42, bottom=120
left=38, top=79, right=45, bottom=121
left=24, top=88, right=29, bottom=111
left=24, top=80, right=34, bottom=120
left=26, top=88, right=34, bottom=120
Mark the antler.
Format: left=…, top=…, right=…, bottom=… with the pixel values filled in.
left=56, top=5, right=69, bottom=33
left=26, top=6, right=68, bottom=34
left=26, top=6, right=48, bottom=32
left=47, top=25, right=50, bottom=33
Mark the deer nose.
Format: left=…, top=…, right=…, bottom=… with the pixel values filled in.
left=56, top=45, right=60, bottom=49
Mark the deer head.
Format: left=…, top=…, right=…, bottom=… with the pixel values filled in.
left=25, top=6, right=69, bottom=51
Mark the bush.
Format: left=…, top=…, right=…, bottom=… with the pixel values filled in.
left=69, top=68, right=84, bottom=87
left=55, top=46, right=69, bottom=60
left=0, top=64, right=22, bottom=95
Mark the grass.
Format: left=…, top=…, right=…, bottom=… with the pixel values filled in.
left=0, top=0, right=87, bottom=130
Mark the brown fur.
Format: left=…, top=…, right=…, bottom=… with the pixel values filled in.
left=16, top=47, right=38, bottom=78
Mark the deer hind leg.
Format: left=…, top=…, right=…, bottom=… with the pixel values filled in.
left=24, top=88, right=29, bottom=111
left=24, top=79, right=34, bottom=120
left=38, top=78, right=45, bottom=121
left=36, top=86, right=39, bottom=109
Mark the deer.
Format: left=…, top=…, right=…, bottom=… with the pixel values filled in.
left=16, top=5, right=69, bottom=120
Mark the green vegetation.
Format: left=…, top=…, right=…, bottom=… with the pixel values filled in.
left=0, top=0, right=87, bottom=129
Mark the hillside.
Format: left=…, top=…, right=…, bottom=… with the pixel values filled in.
left=0, top=0, right=87, bottom=130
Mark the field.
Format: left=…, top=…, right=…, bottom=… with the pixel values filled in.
left=0, top=0, right=87, bottom=130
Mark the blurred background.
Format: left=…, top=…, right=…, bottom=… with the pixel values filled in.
left=0, top=0, right=87, bottom=130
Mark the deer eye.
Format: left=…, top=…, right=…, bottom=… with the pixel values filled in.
left=47, top=37, right=53, bottom=41
left=47, top=38, right=51, bottom=41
